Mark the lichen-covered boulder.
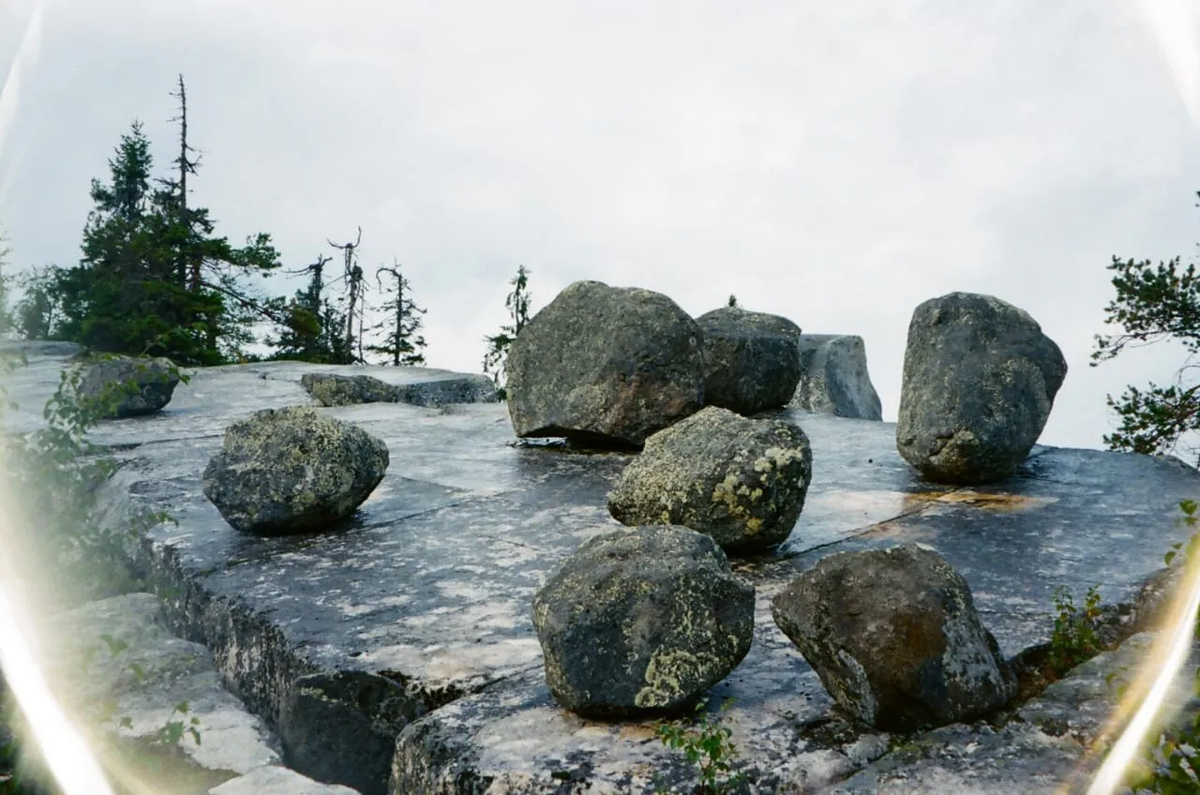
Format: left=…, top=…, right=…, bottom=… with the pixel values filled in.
left=505, top=281, right=705, bottom=447
left=301, top=372, right=498, bottom=408
left=202, top=406, right=389, bottom=534
left=696, top=306, right=802, bottom=415
left=532, top=525, right=754, bottom=717
left=771, top=543, right=1016, bottom=732
left=76, top=355, right=181, bottom=418
left=896, top=292, right=1067, bottom=484
left=302, top=373, right=399, bottom=406
left=607, top=406, right=812, bottom=551
left=789, top=335, right=883, bottom=421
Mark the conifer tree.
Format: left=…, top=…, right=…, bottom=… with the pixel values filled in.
left=43, top=77, right=285, bottom=365
left=366, top=259, right=427, bottom=366
left=482, top=265, right=531, bottom=399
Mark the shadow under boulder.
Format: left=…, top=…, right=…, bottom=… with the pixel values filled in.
left=772, top=542, right=1016, bottom=732
left=202, top=406, right=389, bottom=534
left=532, top=525, right=755, bottom=717
left=607, top=406, right=812, bottom=552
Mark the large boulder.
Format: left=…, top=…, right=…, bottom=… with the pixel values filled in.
left=505, top=281, right=705, bottom=447
left=788, top=335, right=883, bottom=421
left=532, top=525, right=755, bottom=717
left=695, top=307, right=802, bottom=415
left=771, top=543, right=1016, bottom=732
left=301, top=372, right=497, bottom=408
left=76, top=355, right=181, bottom=418
left=896, top=292, right=1067, bottom=484
left=607, top=406, right=812, bottom=551
left=202, top=406, right=389, bottom=534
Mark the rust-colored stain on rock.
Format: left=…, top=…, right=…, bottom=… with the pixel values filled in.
left=905, top=491, right=1058, bottom=512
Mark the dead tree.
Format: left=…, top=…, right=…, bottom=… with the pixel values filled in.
left=327, top=226, right=365, bottom=361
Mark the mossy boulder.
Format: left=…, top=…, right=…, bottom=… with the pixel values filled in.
left=607, top=406, right=812, bottom=551
left=505, top=280, right=705, bottom=448
left=76, top=355, right=181, bottom=418
left=771, top=543, right=1016, bottom=732
left=896, top=292, right=1067, bottom=484
left=696, top=306, right=802, bottom=415
left=202, top=406, right=389, bottom=534
left=532, top=525, right=754, bottom=717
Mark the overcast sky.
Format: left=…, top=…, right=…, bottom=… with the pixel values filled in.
left=1, top=0, right=1198, bottom=451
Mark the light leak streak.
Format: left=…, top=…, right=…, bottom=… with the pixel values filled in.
left=0, top=534, right=113, bottom=794
left=0, top=0, right=43, bottom=208
left=1086, top=559, right=1200, bottom=794
left=1131, top=0, right=1200, bottom=126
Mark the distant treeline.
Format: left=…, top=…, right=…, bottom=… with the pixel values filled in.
left=0, top=75, right=533, bottom=394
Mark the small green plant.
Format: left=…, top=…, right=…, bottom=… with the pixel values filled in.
left=654, top=700, right=745, bottom=794
left=1048, top=584, right=1104, bottom=673
left=0, top=350, right=193, bottom=791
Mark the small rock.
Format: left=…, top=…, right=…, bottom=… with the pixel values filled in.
left=202, top=406, right=389, bottom=534
left=505, top=280, right=705, bottom=447
left=76, top=355, right=181, bottom=418
left=532, top=525, right=755, bottom=717
left=301, top=372, right=498, bottom=408
left=301, top=373, right=399, bottom=406
left=789, top=335, right=883, bottom=421
left=771, top=543, right=1016, bottom=732
left=208, top=765, right=361, bottom=794
left=695, top=306, right=802, bottom=415
left=896, top=292, right=1067, bottom=484
left=607, top=406, right=812, bottom=551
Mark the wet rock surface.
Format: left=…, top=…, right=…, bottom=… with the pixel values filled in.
left=772, top=543, right=1016, bottom=732
left=896, top=292, right=1068, bottom=484
left=301, top=371, right=497, bottom=407
left=505, top=280, right=705, bottom=447
left=695, top=306, right=802, bottom=415
left=607, top=406, right=813, bottom=551
left=202, top=405, right=390, bottom=535
left=789, top=334, right=883, bottom=421
left=78, top=354, right=181, bottom=417
left=5, top=350, right=1200, bottom=793
left=532, top=525, right=755, bottom=716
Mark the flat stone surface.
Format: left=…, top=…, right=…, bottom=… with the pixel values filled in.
left=209, top=765, right=361, bottom=794
left=44, top=593, right=281, bottom=783
left=5, top=351, right=1200, bottom=792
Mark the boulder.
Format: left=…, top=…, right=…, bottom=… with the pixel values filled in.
left=771, top=543, right=1016, bottom=732
left=789, top=335, right=883, bottom=421
left=531, top=525, right=754, bottom=717
left=896, top=292, right=1067, bottom=484
left=301, top=372, right=498, bottom=408
left=202, top=406, right=389, bottom=534
left=607, top=406, right=812, bottom=551
left=76, top=355, right=180, bottom=418
left=695, top=307, right=803, bottom=414
left=505, top=281, right=705, bottom=447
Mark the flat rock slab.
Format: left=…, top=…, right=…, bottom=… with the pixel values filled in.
left=43, top=593, right=281, bottom=789
left=5, top=352, right=1200, bottom=792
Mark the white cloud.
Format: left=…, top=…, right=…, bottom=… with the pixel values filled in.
left=1, top=0, right=1198, bottom=450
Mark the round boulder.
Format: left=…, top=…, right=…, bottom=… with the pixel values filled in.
left=607, top=406, right=812, bottom=551
left=896, top=292, right=1067, bottom=484
left=532, top=525, right=754, bottom=717
left=696, top=306, right=803, bottom=415
left=771, top=543, right=1016, bottom=732
left=202, top=406, right=389, bottom=534
left=505, top=281, right=705, bottom=448
left=76, top=355, right=181, bottom=418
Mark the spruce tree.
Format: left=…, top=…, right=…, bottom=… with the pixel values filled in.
left=482, top=265, right=532, bottom=399
left=43, top=77, right=285, bottom=365
left=365, top=259, right=427, bottom=366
